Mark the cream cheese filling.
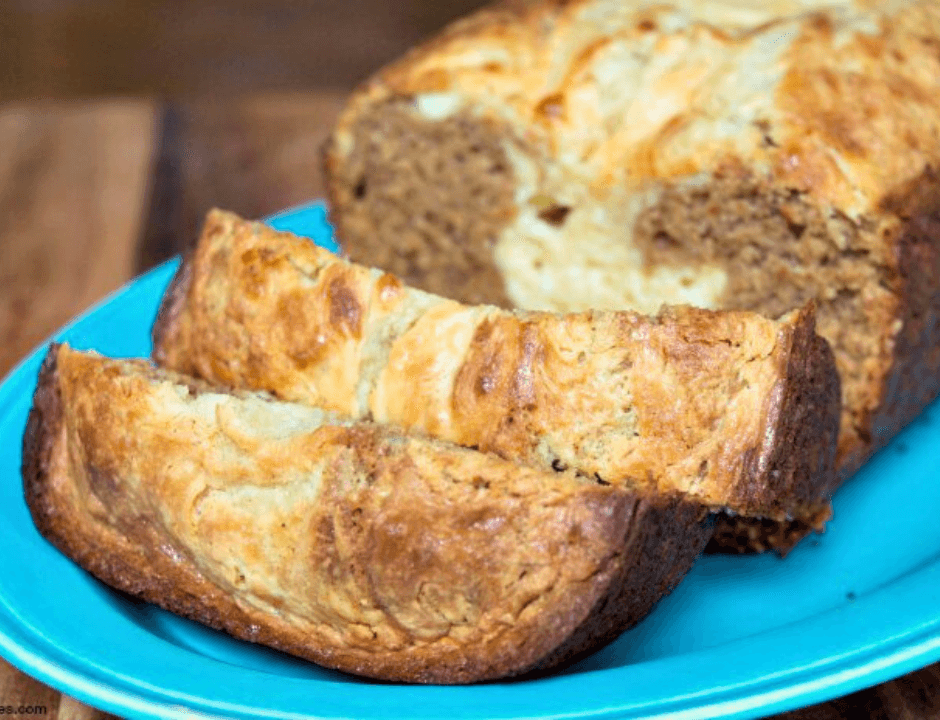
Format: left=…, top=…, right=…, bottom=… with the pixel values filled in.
left=492, top=145, right=728, bottom=315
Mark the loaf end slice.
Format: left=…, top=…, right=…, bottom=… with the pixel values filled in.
left=23, top=344, right=711, bottom=683
left=152, top=210, right=840, bottom=525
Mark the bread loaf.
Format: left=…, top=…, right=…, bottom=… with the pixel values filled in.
left=23, top=344, right=711, bottom=683
left=323, top=0, right=940, bottom=550
left=153, top=210, right=840, bottom=525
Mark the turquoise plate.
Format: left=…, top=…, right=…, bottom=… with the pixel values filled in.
left=1, top=202, right=940, bottom=720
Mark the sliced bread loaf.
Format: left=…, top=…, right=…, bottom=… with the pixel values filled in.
left=23, top=344, right=711, bottom=683
left=153, top=210, right=840, bottom=525
left=322, top=0, right=940, bottom=549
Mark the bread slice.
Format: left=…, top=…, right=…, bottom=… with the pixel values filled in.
left=153, top=210, right=840, bottom=526
left=23, top=343, right=711, bottom=683
left=322, top=0, right=940, bottom=550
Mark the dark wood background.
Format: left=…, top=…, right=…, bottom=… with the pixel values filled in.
left=0, top=0, right=485, bottom=100
left=2, top=2, right=940, bottom=719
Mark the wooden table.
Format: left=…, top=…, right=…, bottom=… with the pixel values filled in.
left=0, top=94, right=938, bottom=720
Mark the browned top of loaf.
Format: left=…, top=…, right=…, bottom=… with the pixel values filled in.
left=329, top=0, right=940, bottom=221
left=23, top=344, right=710, bottom=683
left=154, top=210, right=840, bottom=520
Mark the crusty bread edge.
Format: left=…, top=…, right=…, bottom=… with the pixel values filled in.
left=706, top=305, right=840, bottom=555
left=521, top=493, right=711, bottom=677
left=22, top=344, right=302, bottom=666
left=22, top=344, right=64, bottom=540
left=23, top=344, right=711, bottom=683
left=755, top=304, right=841, bottom=516
left=862, top=170, right=940, bottom=474
left=151, top=250, right=194, bottom=369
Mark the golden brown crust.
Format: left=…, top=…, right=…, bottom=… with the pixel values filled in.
left=736, top=304, right=842, bottom=512
left=705, top=308, right=840, bottom=554
left=329, top=0, right=940, bottom=216
left=865, top=168, right=940, bottom=471
left=153, top=210, right=839, bottom=521
left=23, top=344, right=711, bottom=683
left=151, top=253, right=194, bottom=369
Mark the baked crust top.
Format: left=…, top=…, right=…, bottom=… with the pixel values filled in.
left=23, top=344, right=710, bottom=682
left=329, top=0, right=940, bottom=219
left=154, top=210, right=841, bottom=520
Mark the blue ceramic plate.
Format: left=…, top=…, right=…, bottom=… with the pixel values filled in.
left=1, top=202, right=940, bottom=720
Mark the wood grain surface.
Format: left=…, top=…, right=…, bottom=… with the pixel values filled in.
left=0, top=0, right=486, bottom=100
left=0, top=100, right=155, bottom=376
left=0, top=96, right=938, bottom=720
